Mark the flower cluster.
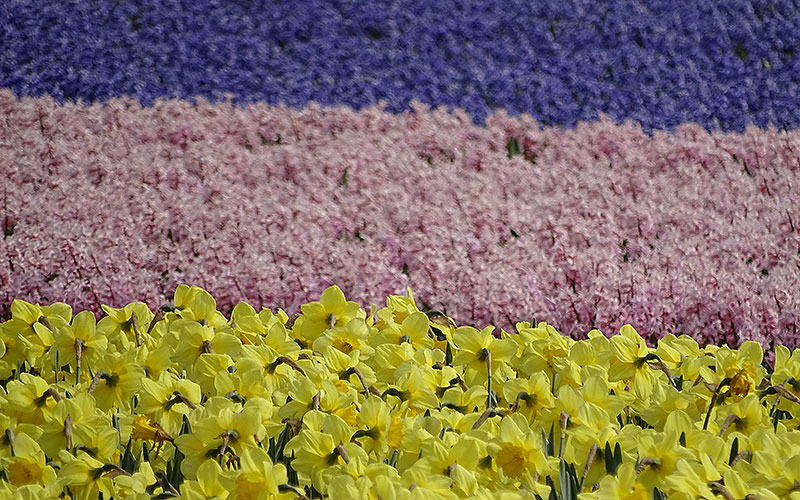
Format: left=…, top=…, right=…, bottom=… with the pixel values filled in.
left=1, top=284, right=800, bottom=499
left=2, top=0, right=800, bottom=130
left=2, top=91, right=799, bottom=350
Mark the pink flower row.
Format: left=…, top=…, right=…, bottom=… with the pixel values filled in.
left=2, top=89, right=799, bottom=351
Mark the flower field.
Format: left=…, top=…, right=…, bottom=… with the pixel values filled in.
left=2, top=0, right=800, bottom=498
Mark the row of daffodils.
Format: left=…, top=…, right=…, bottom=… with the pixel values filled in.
left=1, top=285, right=799, bottom=500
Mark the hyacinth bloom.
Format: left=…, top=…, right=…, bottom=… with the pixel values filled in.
left=4, top=1, right=800, bottom=131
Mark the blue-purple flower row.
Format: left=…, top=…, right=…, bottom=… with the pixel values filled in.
left=2, top=0, right=799, bottom=131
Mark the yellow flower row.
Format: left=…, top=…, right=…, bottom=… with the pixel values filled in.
left=0, top=285, right=799, bottom=499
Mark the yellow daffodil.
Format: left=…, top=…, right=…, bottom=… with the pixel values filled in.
left=488, top=413, right=552, bottom=493
left=608, top=324, right=659, bottom=401
left=415, top=435, right=481, bottom=497
left=180, top=458, right=232, bottom=500
left=50, top=310, right=108, bottom=384
left=451, top=325, right=516, bottom=403
left=635, top=430, right=695, bottom=492
left=137, top=371, right=202, bottom=435
left=313, top=317, right=375, bottom=358
left=503, top=372, right=554, bottom=424
left=173, top=285, right=230, bottom=327
left=3, top=373, right=61, bottom=425
left=716, top=393, right=769, bottom=438
left=353, top=396, right=394, bottom=456
left=1, top=432, right=57, bottom=487
left=1, top=299, right=70, bottom=369
left=596, top=462, right=647, bottom=500
left=39, top=392, right=98, bottom=458
left=57, top=450, right=120, bottom=500
left=372, top=311, right=434, bottom=350
left=97, top=301, right=154, bottom=350
left=293, top=285, right=366, bottom=343
left=85, top=351, right=145, bottom=412
left=112, top=461, right=160, bottom=499
left=383, top=362, right=440, bottom=413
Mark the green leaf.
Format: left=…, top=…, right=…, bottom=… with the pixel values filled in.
left=119, top=439, right=138, bottom=474
left=507, top=138, right=521, bottom=159
left=728, top=437, right=739, bottom=464
left=559, top=459, right=579, bottom=500
left=605, top=441, right=622, bottom=475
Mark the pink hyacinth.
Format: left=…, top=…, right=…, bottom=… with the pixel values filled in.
left=1, top=90, right=799, bottom=352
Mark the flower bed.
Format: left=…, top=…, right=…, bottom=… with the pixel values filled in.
left=2, top=91, right=799, bottom=350
left=1, top=285, right=798, bottom=499
left=2, top=0, right=798, bottom=131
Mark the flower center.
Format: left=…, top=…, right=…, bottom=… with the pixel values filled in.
left=496, top=444, right=527, bottom=477
left=332, top=338, right=355, bottom=354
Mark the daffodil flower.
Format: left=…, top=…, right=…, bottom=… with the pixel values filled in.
left=1, top=432, right=58, bottom=487
left=596, top=462, right=647, bottom=500
left=179, top=458, right=232, bottom=500
left=97, top=302, right=154, bottom=350
left=50, top=310, right=108, bottom=385
left=503, top=372, right=554, bottom=424
left=293, top=285, right=366, bottom=343
left=172, top=285, right=230, bottom=327
left=372, top=311, right=434, bottom=350
left=607, top=324, right=660, bottom=401
left=452, top=325, right=517, bottom=407
left=635, top=430, right=695, bottom=492
left=4, top=373, right=61, bottom=425
left=137, top=371, right=201, bottom=435
left=57, top=450, right=122, bottom=500
left=488, top=413, right=552, bottom=493
left=716, top=393, right=769, bottom=438
left=313, top=318, right=375, bottom=358
left=85, top=351, right=145, bottom=412
left=352, top=396, right=393, bottom=456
